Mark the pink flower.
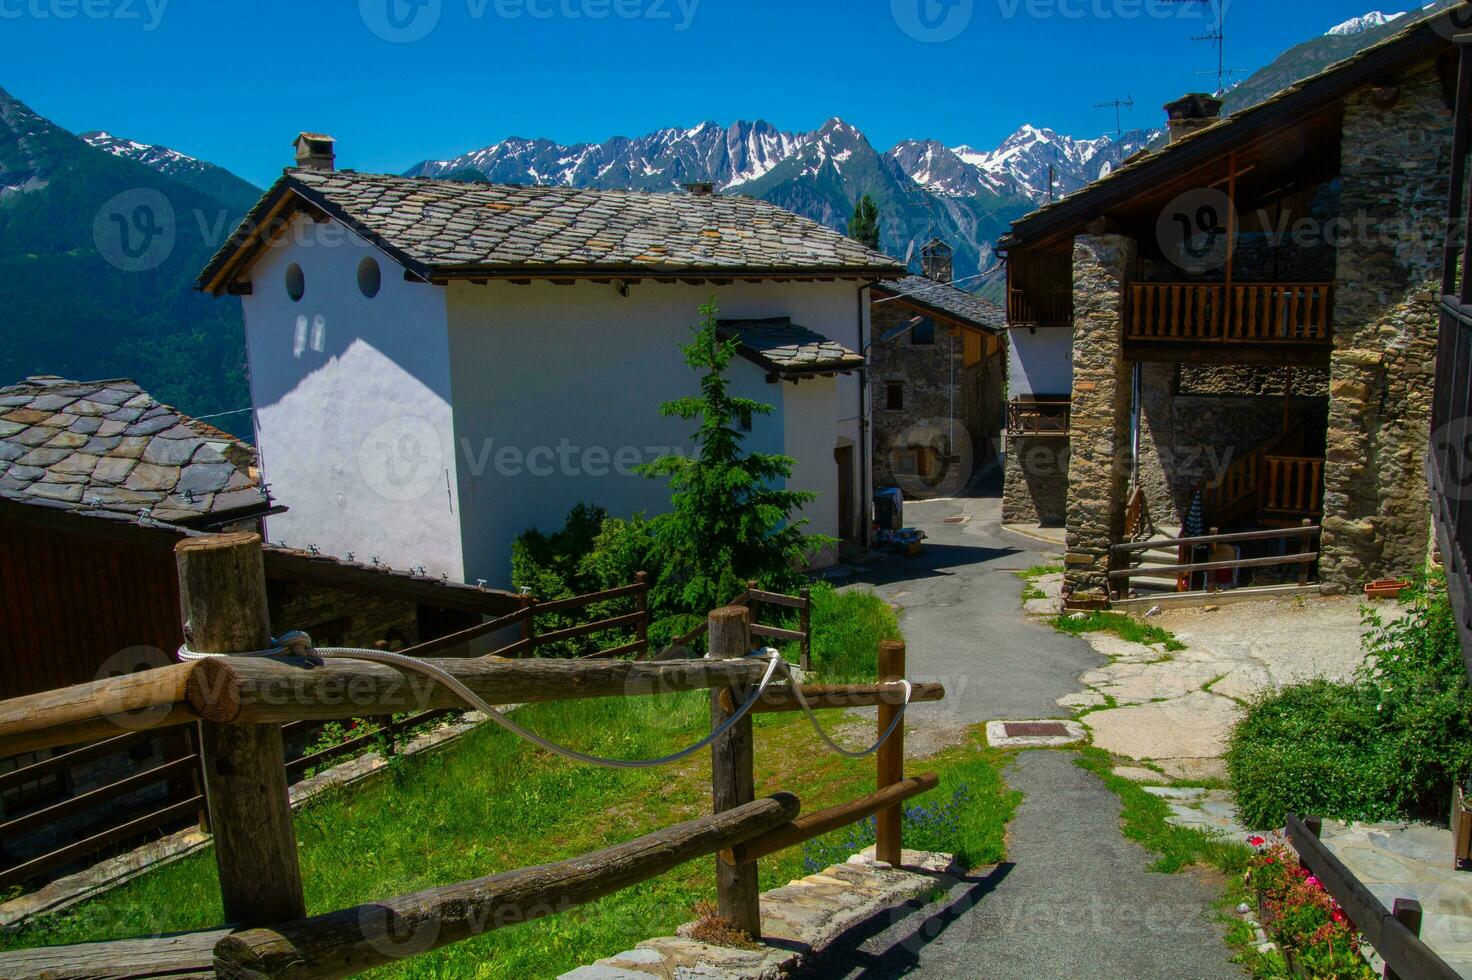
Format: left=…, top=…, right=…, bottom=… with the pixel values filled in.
left=1248, top=835, right=1266, bottom=847
left=1305, top=875, right=1320, bottom=888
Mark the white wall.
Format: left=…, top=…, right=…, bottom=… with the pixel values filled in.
left=445, top=279, right=859, bottom=586
left=239, top=215, right=465, bottom=579
left=783, top=377, right=839, bottom=565
left=1008, top=325, right=1073, bottom=398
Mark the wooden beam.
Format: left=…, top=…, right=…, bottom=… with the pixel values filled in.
left=0, top=663, right=199, bottom=757
left=1107, top=552, right=1317, bottom=579
left=0, top=927, right=237, bottom=980
left=708, top=606, right=761, bottom=938
left=226, top=281, right=254, bottom=296
left=177, top=533, right=306, bottom=927
left=211, top=794, right=801, bottom=980
left=721, top=775, right=938, bottom=866
left=183, top=654, right=774, bottom=725
left=746, top=682, right=944, bottom=714
left=875, top=641, right=905, bottom=865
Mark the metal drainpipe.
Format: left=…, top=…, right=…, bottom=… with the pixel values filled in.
left=1130, top=361, right=1143, bottom=490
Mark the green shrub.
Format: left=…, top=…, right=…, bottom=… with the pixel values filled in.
left=1226, top=577, right=1472, bottom=828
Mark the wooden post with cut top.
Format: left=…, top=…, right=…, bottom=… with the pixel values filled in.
left=1387, top=898, right=1425, bottom=980
left=875, top=639, right=905, bottom=866
left=175, top=532, right=305, bottom=926
left=633, top=571, right=650, bottom=659
left=798, top=587, right=812, bottom=672
left=708, top=605, right=761, bottom=938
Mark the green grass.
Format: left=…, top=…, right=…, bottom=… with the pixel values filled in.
left=794, top=582, right=902, bottom=682
left=1073, top=748, right=1248, bottom=875
left=1014, top=564, right=1063, bottom=602
left=0, top=589, right=1014, bottom=979
left=1051, top=611, right=1187, bottom=652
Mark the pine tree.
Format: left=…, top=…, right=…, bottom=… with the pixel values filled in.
left=848, top=193, right=880, bottom=250
left=640, top=299, right=830, bottom=615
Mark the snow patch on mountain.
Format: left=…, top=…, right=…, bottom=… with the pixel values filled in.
left=1326, top=10, right=1405, bottom=36
left=81, top=131, right=202, bottom=173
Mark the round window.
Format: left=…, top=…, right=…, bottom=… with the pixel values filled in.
left=285, top=263, right=305, bottom=302
left=357, top=256, right=382, bottom=299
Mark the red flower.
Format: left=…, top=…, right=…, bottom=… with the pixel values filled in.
left=1248, top=835, right=1266, bottom=847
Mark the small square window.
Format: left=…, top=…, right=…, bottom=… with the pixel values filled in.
left=885, top=382, right=904, bottom=411
left=911, top=317, right=935, bottom=346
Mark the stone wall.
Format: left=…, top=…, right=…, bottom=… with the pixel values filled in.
left=1003, top=435, right=1070, bottom=526
left=1063, top=234, right=1137, bottom=602
left=268, top=580, right=421, bottom=650
left=870, top=297, right=1002, bottom=496
left=1320, top=60, right=1449, bottom=590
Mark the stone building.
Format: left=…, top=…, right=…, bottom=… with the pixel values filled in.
left=997, top=8, right=1458, bottom=604
left=870, top=240, right=1007, bottom=499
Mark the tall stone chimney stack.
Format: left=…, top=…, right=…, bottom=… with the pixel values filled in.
left=920, top=238, right=953, bottom=284
left=1163, top=94, right=1224, bottom=144
left=293, top=132, right=336, bottom=171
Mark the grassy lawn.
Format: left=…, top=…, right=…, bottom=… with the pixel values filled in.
left=1, top=589, right=1017, bottom=979
left=1051, top=610, right=1187, bottom=652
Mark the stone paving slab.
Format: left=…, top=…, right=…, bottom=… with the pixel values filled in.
left=563, top=850, right=966, bottom=979
left=984, top=719, right=1086, bottom=748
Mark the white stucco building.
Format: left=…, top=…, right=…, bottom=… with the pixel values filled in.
left=199, top=137, right=903, bottom=587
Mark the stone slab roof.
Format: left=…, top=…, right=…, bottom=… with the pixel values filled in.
left=0, top=377, right=264, bottom=525
left=199, top=170, right=906, bottom=292
left=874, top=275, right=1005, bottom=332
left=1001, top=2, right=1458, bottom=248
left=717, top=319, right=864, bottom=376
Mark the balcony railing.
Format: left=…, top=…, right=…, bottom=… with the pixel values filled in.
left=1127, top=282, right=1333, bottom=344
left=1007, top=397, right=1071, bottom=436
left=1008, top=288, right=1073, bottom=326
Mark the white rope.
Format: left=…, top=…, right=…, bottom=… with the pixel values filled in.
left=177, top=634, right=911, bottom=766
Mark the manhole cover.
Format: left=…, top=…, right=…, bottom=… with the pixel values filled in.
left=943, top=516, right=966, bottom=524
left=1004, top=722, right=1071, bottom=738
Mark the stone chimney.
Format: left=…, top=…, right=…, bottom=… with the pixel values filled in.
left=683, top=181, right=715, bottom=196
left=293, top=132, right=336, bottom=171
left=1163, top=94, right=1224, bottom=144
left=920, top=238, right=953, bottom=284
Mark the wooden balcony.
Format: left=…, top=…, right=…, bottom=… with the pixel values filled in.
left=1008, top=288, right=1073, bottom=326
left=1007, top=397, right=1071, bottom=437
left=1127, top=282, right=1333, bottom=364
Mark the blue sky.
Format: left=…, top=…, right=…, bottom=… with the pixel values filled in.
left=0, top=0, right=1425, bottom=188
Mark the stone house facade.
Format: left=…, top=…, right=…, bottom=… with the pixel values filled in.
left=997, top=9, right=1457, bottom=604
left=870, top=241, right=1007, bottom=499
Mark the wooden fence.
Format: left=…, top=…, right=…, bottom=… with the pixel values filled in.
left=655, top=582, right=813, bottom=669
left=0, top=534, right=932, bottom=978
left=1126, top=282, right=1333, bottom=344
left=1109, top=523, right=1320, bottom=600
left=1285, top=815, right=1459, bottom=980
left=0, top=571, right=723, bottom=895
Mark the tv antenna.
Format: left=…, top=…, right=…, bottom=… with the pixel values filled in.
left=1163, top=1, right=1231, bottom=95
left=1094, top=97, right=1135, bottom=138
left=1196, top=67, right=1248, bottom=92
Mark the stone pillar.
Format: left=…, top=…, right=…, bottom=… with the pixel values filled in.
left=1064, top=234, right=1137, bottom=603
left=1320, top=61, right=1450, bottom=592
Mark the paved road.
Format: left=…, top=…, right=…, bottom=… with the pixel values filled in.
left=807, top=473, right=1243, bottom=979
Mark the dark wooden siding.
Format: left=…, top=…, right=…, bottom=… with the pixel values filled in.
left=0, top=517, right=182, bottom=699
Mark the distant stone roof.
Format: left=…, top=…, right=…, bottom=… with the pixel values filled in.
left=717, top=319, right=864, bottom=376
left=199, top=170, right=906, bottom=292
left=874, top=276, right=1005, bottom=332
left=0, top=377, right=264, bottom=524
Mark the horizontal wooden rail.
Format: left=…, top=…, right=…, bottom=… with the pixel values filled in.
left=1108, top=552, right=1317, bottom=579
left=211, top=793, right=802, bottom=980
left=720, top=775, right=938, bottom=866
left=0, top=754, right=198, bottom=839
left=578, top=639, right=646, bottom=660
left=0, top=728, right=158, bottom=792
left=1286, top=814, right=1460, bottom=980
left=1111, top=524, right=1320, bottom=553
left=405, top=605, right=533, bottom=658
left=0, top=663, right=200, bottom=757
left=0, top=926, right=237, bottom=980
left=745, top=589, right=806, bottom=609
left=748, top=682, right=945, bottom=714
left=531, top=610, right=645, bottom=648
left=0, top=795, right=206, bottom=891
left=751, top=623, right=806, bottom=643
left=533, top=581, right=647, bottom=615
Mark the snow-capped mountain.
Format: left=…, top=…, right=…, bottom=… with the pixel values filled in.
left=80, top=130, right=260, bottom=203
left=897, top=125, right=1157, bottom=203
left=1326, top=10, right=1406, bottom=36
left=405, top=120, right=812, bottom=193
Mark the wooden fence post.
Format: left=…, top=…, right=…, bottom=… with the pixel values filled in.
left=520, top=595, right=538, bottom=658
left=798, top=587, right=812, bottom=672
left=175, top=532, right=306, bottom=927
left=875, top=640, right=905, bottom=866
left=1298, top=518, right=1313, bottom=587
left=634, top=572, right=650, bottom=660
left=708, top=605, right=760, bottom=938
left=1387, top=898, right=1424, bottom=980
